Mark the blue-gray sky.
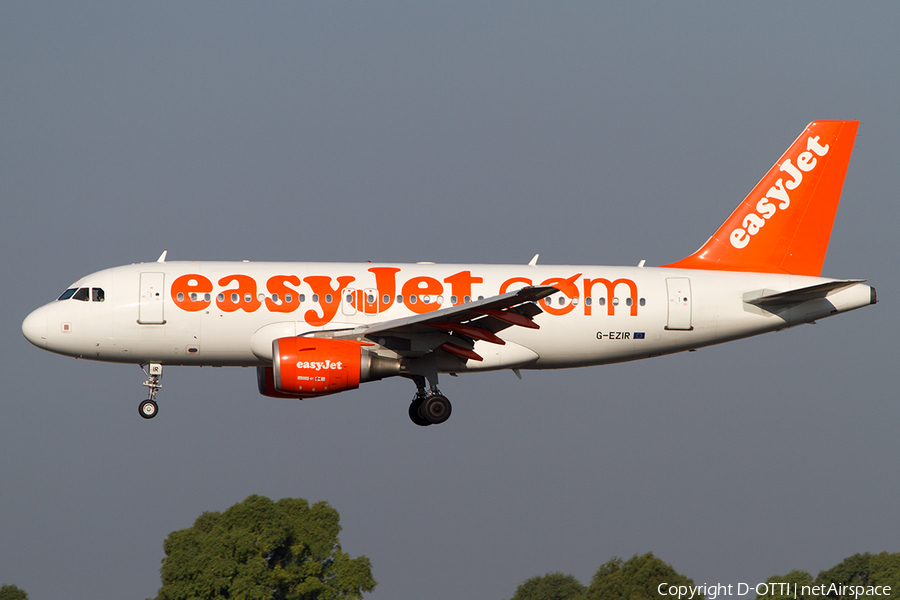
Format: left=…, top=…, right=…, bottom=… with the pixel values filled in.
left=2, top=3, right=898, bottom=599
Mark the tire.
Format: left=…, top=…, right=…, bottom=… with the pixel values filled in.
left=139, top=399, right=158, bottom=419
left=409, top=398, right=431, bottom=427
left=421, top=394, right=452, bottom=425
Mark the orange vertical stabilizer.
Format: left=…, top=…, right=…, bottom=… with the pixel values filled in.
left=663, top=120, right=859, bottom=276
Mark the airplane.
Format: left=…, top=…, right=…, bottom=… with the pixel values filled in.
left=22, top=120, right=875, bottom=426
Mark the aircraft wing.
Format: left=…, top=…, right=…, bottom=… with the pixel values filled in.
left=308, top=285, right=558, bottom=361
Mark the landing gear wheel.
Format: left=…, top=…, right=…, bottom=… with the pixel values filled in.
left=421, top=394, right=452, bottom=425
left=139, top=399, right=158, bottom=419
left=409, top=397, right=431, bottom=427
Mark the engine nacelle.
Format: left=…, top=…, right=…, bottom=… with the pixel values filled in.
left=257, top=337, right=400, bottom=398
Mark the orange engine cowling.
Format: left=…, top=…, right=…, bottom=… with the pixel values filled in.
left=258, top=337, right=401, bottom=398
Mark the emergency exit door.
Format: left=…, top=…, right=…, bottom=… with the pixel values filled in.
left=665, top=277, right=692, bottom=330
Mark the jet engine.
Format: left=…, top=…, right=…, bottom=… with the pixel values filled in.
left=257, top=337, right=401, bottom=398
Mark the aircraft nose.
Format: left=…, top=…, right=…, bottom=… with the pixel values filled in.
left=22, top=306, right=48, bottom=349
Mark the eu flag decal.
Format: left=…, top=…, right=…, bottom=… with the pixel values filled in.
left=634, top=332, right=646, bottom=339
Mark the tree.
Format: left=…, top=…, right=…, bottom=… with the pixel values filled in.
left=755, top=569, right=814, bottom=600
left=814, top=552, right=900, bottom=598
left=757, top=552, right=900, bottom=599
left=585, top=553, right=700, bottom=600
left=153, top=495, right=376, bottom=600
left=509, top=572, right=586, bottom=600
left=0, top=585, right=28, bottom=600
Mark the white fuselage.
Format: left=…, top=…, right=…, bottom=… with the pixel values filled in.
left=22, top=261, right=874, bottom=372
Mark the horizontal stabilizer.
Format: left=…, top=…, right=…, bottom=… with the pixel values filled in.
left=743, top=279, right=866, bottom=308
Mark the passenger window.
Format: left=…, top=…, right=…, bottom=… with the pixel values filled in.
left=72, top=288, right=89, bottom=302
left=585, top=297, right=593, bottom=306
left=383, top=294, right=390, bottom=304
left=612, top=297, right=619, bottom=306
left=92, top=288, right=105, bottom=302
left=409, top=295, right=417, bottom=304
left=626, top=298, right=633, bottom=307
left=58, top=288, right=77, bottom=301
left=325, top=294, right=333, bottom=303
left=450, top=295, right=458, bottom=305
left=599, top=297, right=606, bottom=306
left=299, top=294, right=305, bottom=303
left=639, top=298, right=646, bottom=306
left=396, top=295, right=403, bottom=305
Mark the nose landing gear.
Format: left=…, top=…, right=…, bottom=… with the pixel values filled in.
left=139, top=363, right=162, bottom=419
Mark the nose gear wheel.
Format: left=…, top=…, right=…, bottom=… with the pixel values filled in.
left=139, top=399, right=158, bottom=419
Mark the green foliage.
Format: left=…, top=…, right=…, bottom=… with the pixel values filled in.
left=0, top=585, right=28, bottom=600
left=509, top=571, right=586, bottom=600
left=758, top=552, right=900, bottom=599
left=153, top=495, right=376, bottom=600
left=509, top=550, right=900, bottom=600
left=755, top=570, right=814, bottom=599
left=814, top=552, right=900, bottom=598
left=585, top=553, right=699, bottom=600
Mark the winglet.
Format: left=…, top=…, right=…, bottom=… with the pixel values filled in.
left=157, top=251, right=167, bottom=263
left=663, top=121, right=859, bottom=276
left=528, top=254, right=539, bottom=267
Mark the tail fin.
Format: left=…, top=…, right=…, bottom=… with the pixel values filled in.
left=663, top=120, right=859, bottom=276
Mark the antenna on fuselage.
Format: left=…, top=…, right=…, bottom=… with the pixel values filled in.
left=156, top=251, right=167, bottom=263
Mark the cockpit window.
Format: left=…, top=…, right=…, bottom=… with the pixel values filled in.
left=58, top=287, right=105, bottom=301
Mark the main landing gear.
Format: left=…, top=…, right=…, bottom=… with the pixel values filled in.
left=139, top=363, right=162, bottom=419
left=407, top=376, right=452, bottom=426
